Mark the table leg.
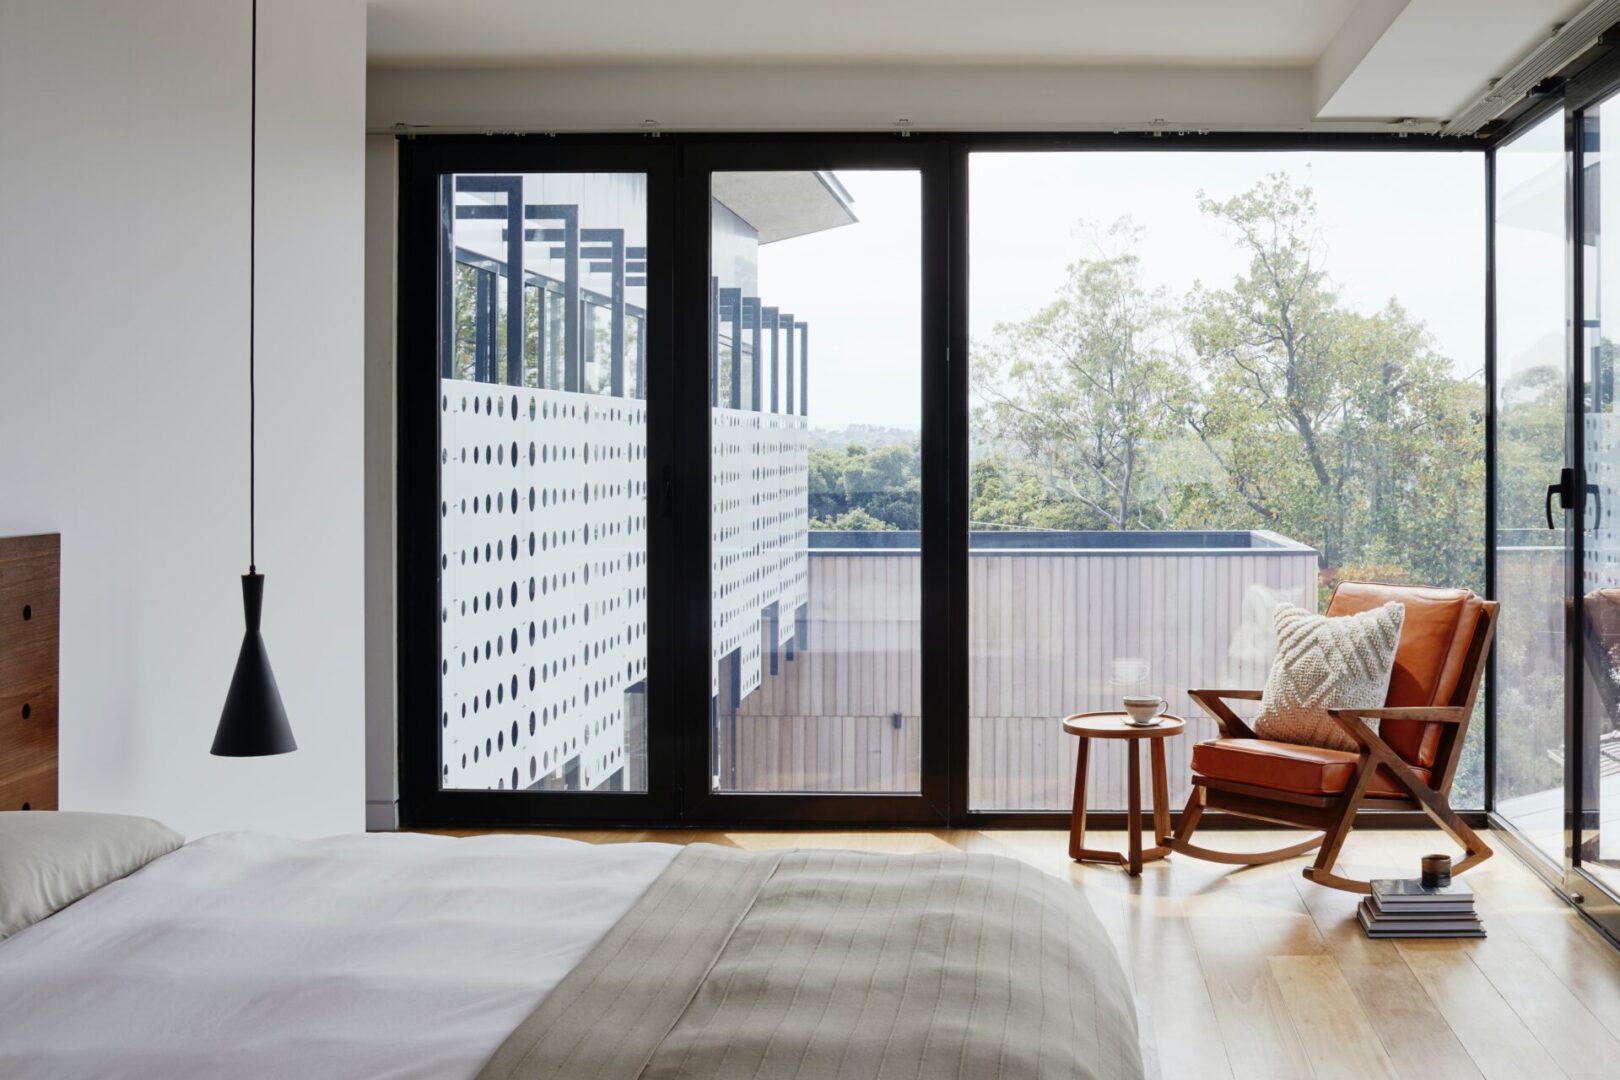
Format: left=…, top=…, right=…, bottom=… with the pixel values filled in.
left=1150, top=737, right=1171, bottom=845
left=1068, top=737, right=1090, bottom=861
left=1127, top=740, right=1143, bottom=875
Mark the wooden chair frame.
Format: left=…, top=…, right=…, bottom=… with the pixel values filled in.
left=1167, top=598, right=1499, bottom=894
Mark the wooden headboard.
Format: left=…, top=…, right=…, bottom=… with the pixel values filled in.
left=0, top=534, right=59, bottom=811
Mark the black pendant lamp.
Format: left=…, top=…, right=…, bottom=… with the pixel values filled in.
left=213, top=0, right=295, bottom=758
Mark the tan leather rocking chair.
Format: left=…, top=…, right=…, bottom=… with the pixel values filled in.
left=1167, top=582, right=1499, bottom=894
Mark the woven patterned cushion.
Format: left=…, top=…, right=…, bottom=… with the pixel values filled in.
left=1253, top=601, right=1406, bottom=753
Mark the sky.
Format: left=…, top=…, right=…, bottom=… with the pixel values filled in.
left=754, top=151, right=1488, bottom=432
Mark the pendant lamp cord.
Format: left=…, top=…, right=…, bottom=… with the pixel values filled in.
left=248, top=0, right=257, bottom=574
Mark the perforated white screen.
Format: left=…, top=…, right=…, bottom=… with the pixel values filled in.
left=440, top=382, right=648, bottom=792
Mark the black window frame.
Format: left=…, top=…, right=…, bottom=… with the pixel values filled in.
left=397, top=138, right=678, bottom=827
left=676, top=138, right=952, bottom=825
left=398, top=129, right=1505, bottom=832
left=1481, top=46, right=1620, bottom=944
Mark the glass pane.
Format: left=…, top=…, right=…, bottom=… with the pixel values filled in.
left=440, top=172, right=649, bottom=792
left=968, top=151, right=1486, bottom=810
left=1494, top=110, right=1569, bottom=862
left=1582, top=96, right=1620, bottom=894
left=709, top=170, right=923, bottom=793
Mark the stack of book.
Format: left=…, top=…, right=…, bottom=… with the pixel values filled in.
left=1357, top=878, right=1485, bottom=939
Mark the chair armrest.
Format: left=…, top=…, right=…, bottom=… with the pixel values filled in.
left=1316, top=710, right=1441, bottom=800
left=1193, top=688, right=1263, bottom=701
left=1187, top=688, right=1263, bottom=739
left=1325, top=706, right=1471, bottom=725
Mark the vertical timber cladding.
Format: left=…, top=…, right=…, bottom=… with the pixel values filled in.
left=440, top=384, right=648, bottom=792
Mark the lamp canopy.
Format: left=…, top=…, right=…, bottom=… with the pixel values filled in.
left=212, top=573, right=295, bottom=757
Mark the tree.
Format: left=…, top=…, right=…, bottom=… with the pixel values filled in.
left=1182, top=175, right=1484, bottom=590
left=1495, top=360, right=1565, bottom=531
left=808, top=442, right=921, bottom=530
left=974, top=220, right=1193, bottom=530
left=968, top=456, right=1095, bottom=531
left=815, top=508, right=897, bottom=531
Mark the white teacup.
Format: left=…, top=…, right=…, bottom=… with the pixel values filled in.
left=1122, top=696, right=1168, bottom=726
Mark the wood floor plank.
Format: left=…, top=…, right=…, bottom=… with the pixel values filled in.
left=1269, top=954, right=1399, bottom=1080
left=1290, top=870, right=1483, bottom=1080
left=1460, top=849, right=1620, bottom=1047
left=1398, top=940, right=1565, bottom=1080
left=1181, top=869, right=1314, bottom=1077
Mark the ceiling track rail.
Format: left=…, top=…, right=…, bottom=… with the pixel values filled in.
left=1445, top=0, right=1620, bottom=135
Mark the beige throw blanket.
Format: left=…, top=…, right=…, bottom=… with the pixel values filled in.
left=478, top=845, right=1143, bottom=1080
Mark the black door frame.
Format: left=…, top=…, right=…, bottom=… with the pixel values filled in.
left=674, top=138, right=953, bottom=825
left=1482, top=50, right=1620, bottom=943
left=1560, top=56, right=1620, bottom=939
left=396, top=138, right=680, bottom=826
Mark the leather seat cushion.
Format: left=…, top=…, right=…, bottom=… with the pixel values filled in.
left=1191, top=737, right=1430, bottom=798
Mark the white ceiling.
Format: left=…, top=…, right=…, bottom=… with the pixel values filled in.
left=365, top=0, right=1596, bottom=130
left=367, top=1, right=1363, bottom=68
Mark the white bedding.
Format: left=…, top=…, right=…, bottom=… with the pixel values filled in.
left=0, top=831, right=679, bottom=1080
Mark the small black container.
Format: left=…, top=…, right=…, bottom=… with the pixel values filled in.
left=1421, top=853, right=1452, bottom=889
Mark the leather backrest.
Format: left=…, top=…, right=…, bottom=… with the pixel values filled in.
left=1325, top=581, right=1487, bottom=768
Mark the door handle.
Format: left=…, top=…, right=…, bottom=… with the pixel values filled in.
left=1587, top=482, right=1603, bottom=531
left=1548, top=467, right=1575, bottom=529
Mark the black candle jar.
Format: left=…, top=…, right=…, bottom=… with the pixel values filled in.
left=1421, top=853, right=1452, bottom=889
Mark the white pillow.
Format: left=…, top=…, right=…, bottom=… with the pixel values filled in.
left=1253, top=601, right=1405, bottom=753
left=0, top=811, right=183, bottom=939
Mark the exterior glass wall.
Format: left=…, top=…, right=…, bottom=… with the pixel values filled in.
left=1493, top=111, right=1569, bottom=862
left=1580, top=95, right=1620, bottom=895
left=967, top=151, right=1487, bottom=810
left=708, top=170, right=925, bottom=793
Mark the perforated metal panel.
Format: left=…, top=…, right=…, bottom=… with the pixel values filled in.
left=440, top=382, right=648, bottom=791
left=439, top=385, right=808, bottom=791
left=711, top=408, right=809, bottom=700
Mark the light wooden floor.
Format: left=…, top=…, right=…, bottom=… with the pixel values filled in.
left=494, top=827, right=1620, bottom=1080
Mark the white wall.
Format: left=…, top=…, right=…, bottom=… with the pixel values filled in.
left=0, top=0, right=367, bottom=837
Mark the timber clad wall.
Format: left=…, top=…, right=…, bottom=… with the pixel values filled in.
left=730, top=538, right=1318, bottom=810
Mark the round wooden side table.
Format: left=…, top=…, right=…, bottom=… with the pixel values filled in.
left=1062, top=712, right=1186, bottom=875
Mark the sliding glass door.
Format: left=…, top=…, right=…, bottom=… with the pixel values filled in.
left=1492, top=109, right=1570, bottom=866
left=1576, top=90, right=1620, bottom=924
left=398, top=143, right=676, bottom=823
left=1491, top=82, right=1620, bottom=939
left=681, top=143, right=950, bottom=822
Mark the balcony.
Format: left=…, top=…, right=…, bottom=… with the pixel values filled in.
left=723, top=528, right=1318, bottom=810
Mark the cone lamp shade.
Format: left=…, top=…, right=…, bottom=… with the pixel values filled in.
left=211, top=0, right=295, bottom=757
left=212, top=572, right=296, bottom=756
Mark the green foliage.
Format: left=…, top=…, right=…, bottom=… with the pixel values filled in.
left=1177, top=177, right=1484, bottom=592
left=968, top=458, right=1095, bottom=531
left=809, top=442, right=921, bottom=530
left=973, top=220, right=1194, bottom=530
left=1496, top=363, right=1565, bottom=530
left=970, top=174, right=1486, bottom=601
left=814, top=508, right=898, bottom=531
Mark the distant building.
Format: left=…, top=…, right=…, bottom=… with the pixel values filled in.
left=440, top=171, right=854, bottom=792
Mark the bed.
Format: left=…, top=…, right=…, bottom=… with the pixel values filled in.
left=0, top=535, right=1144, bottom=1080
